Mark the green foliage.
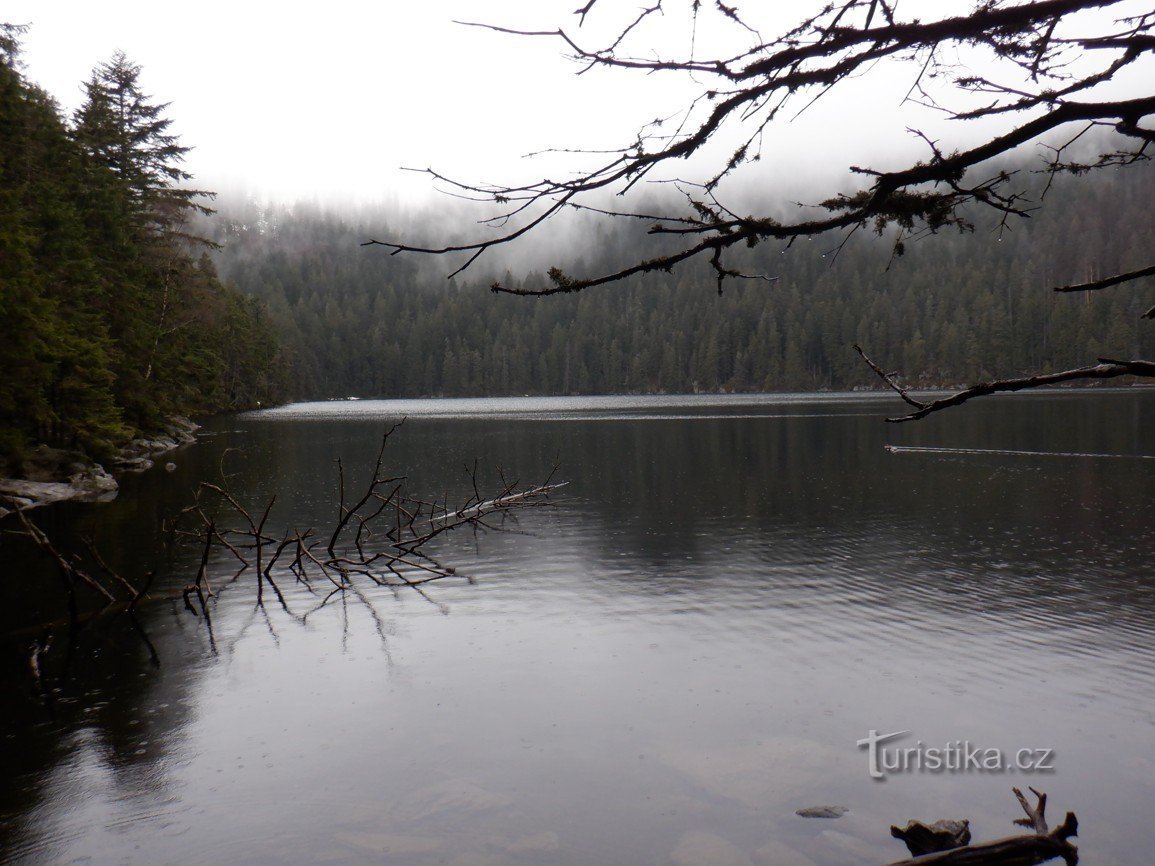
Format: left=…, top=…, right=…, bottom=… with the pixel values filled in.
left=0, top=35, right=281, bottom=469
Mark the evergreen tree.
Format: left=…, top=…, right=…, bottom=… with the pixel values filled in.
left=74, top=51, right=210, bottom=233
left=0, top=34, right=281, bottom=470
left=209, top=157, right=1155, bottom=402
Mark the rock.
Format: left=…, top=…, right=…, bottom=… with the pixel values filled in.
left=114, top=456, right=154, bottom=473
left=670, top=831, right=754, bottom=866
left=0, top=480, right=72, bottom=506
left=796, top=805, right=848, bottom=819
left=505, top=830, right=560, bottom=853
left=447, top=854, right=503, bottom=866
left=818, top=828, right=893, bottom=863
left=0, top=474, right=118, bottom=512
left=150, top=435, right=178, bottom=453
left=164, top=462, right=177, bottom=472
left=114, top=416, right=199, bottom=467
left=752, top=838, right=819, bottom=866
left=1, top=494, right=35, bottom=510
left=389, top=779, right=515, bottom=824
left=659, top=737, right=842, bottom=808
left=0, top=414, right=198, bottom=514
left=333, top=832, right=444, bottom=856
left=891, top=819, right=971, bottom=856
left=167, top=415, right=199, bottom=434
left=21, top=445, right=93, bottom=482
left=164, top=416, right=199, bottom=445
left=69, top=465, right=118, bottom=501
left=0, top=444, right=119, bottom=512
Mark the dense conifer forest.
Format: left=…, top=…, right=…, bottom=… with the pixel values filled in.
left=211, top=157, right=1154, bottom=400
left=3, top=20, right=1152, bottom=477
left=0, top=29, right=280, bottom=471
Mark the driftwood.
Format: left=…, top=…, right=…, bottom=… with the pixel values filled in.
left=886, top=788, right=1077, bottom=866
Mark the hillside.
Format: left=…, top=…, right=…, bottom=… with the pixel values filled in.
left=212, top=157, right=1155, bottom=399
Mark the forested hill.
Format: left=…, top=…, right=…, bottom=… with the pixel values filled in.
left=213, top=157, right=1154, bottom=400
left=0, top=32, right=281, bottom=471
left=5, top=16, right=1150, bottom=472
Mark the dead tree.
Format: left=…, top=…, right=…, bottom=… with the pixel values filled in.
left=368, top=0, right=1155, bottom=409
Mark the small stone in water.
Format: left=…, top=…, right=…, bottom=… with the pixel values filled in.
left=796, top=805, right=848, bottom=819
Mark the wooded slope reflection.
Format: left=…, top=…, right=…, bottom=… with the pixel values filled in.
left=1, top=392, right=1152, bottom=865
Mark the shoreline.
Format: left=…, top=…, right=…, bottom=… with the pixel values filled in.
left=0, top=416, right=199, bottom=518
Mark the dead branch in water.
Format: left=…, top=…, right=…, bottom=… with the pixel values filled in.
left=7, top=428, right=562, bottom=685
left=166, top=428, right=562, bottom=619
left=886, top=787, right=1078, bottom=865
left=16, top=509, right=119, bottom=608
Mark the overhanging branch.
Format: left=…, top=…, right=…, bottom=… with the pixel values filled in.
left=372, top=0, right=1155, bottom=295
left=1052, top=262, right=1155, bottom=293
left=867, top=359, right=1155, bottom=422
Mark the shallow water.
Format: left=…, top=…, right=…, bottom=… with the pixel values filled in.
left=2, top=391, right=1153, bottom=864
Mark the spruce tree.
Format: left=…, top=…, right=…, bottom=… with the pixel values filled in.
left=74, top=52, right=215, bottom=427
left=74, top=51, right=210, bottom=233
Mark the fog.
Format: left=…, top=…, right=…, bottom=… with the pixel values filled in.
left=7, top=0, right=1152, bottom=273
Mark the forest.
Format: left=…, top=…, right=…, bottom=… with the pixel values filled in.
left=211, top=155, right=1154, bottom=400
left=0, top=30, right=281, bottom=472
left=3, top=20, right=1153, bottom=476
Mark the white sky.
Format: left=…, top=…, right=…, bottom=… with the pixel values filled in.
left=6, top=1, right=1152, bottom=211
left=9, top=1, right=683, bottom=206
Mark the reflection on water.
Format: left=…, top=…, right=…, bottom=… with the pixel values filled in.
left=1, top=391, right=1153, bottom=865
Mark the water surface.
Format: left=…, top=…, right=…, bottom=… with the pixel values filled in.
left=2, top=391, right=1153, bottom=864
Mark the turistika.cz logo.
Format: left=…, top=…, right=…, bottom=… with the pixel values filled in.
left=857, top=730, right=1055, bottom=780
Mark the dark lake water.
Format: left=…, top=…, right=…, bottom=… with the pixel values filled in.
left=2, top=391, right=1153, bottom=865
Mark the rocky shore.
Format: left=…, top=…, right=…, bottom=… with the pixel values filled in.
left=0, top=416, right=199, bottom=518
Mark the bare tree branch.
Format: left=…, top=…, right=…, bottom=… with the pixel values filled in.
left=852, top=343, right=926, bottom=410
left=374, top=1, right=1154, bottom=296
left=870, top=359, right=1155, bottom=423
left=375, top=1, right=1155, bottom=420
left=1052, top=263, right=1155, bottom=293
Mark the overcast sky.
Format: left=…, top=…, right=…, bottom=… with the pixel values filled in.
left=7, top=1, right=1151, bottom=211
left=8, top=1, right=678, bottom=206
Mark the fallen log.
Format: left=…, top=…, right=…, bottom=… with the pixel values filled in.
left=886, top=788, right=1077, bottom=866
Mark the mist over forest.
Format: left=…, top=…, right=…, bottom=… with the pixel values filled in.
left=2, top=18, right=1153, bottom=469
left=5, top=5, right=1155, bottom=864
left=208, top=155, right=1155, bottom=401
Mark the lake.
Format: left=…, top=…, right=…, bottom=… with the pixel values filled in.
left=2, top=391, right=1153, bottom=865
